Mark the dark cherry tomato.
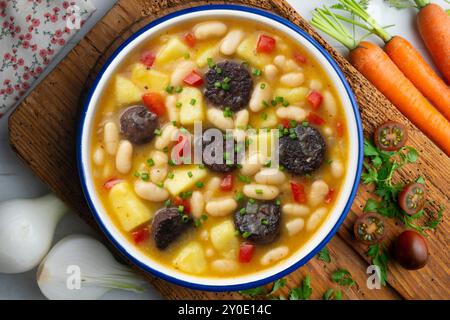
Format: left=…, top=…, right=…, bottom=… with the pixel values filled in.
left=183, top=70, right=204, bottom=87
left=132, top=226, right=150, bottom=244
left=140, top=51, right=156, bottom=67
left=256, top=35, right=276, bottom=53
left=374, top=121, right=408, bottom=151
left=353, top=212, right=385, bottom=245
left=290, top=181, right=306, bottom=203
left=239, top=242, right=255, bottom=263
left=399, top=183, right=426, bottom=215
left=307, top=112, right=326, bottom=125
left=183, top=31, right=196, bottom=48
left=395, top=230, right=428, bottom=270
left=307, top=91, right=323, bottom=110
left=293, top=53, right=307, bottom=64
left=103, top=178, right=122, bottom=190
left=220, top=174, right=234, bottom=192
left=142, top=92, right=166, bottom=116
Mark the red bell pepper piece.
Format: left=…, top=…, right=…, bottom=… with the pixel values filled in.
left=307, top=112, right=326, bottom=126
left=183, top=70, right=203, bottom=87
left=290, top=181, right=307, bottom=203
left=142, top=92, right=166, bottom=116
left=140, top=51, right=156, bottom=67
left=307, top=91, right=323, bottom=110
left=220, top=174, right=234, bottom=192
left=239, top=242, right=255, bottom=263
left=256, top=35, right=276, bottom=53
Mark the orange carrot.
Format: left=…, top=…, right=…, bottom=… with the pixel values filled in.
left=350, top=41, right=450, bottom=156
left=416, top=2, right=450, bottom=84
left=384, top=36, right=450, bottom=121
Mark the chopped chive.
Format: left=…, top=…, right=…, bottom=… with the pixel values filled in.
left=242, top=231, right=252, bottom=239
left=221, top=82, right=230, bottom=91
left=177, top=205, right=184, bottom=213
left=168, top=172, right=175, bottom=179
left=154, top=129, right=162, bottom=136
left=168, top=159, right=176, bottom=166
left=195, top=181, right=204, bottom=188
left=238, top=175, right=251, bottom=183
left=190, top=98, right=196, bottom=105
left=146, top=158, right=155, bottom=166
left=263, top=160, right=272, bottom=168
left=175, top=86, right=183, bottom=93
left=156, top=182, right=164, bottom=188
left=240, top=207, right=247, bottom=216
left=271, top=99, right=277, bottom=106
left=223, top=107, right=233, bottom=118
left=181, top=214, right=190, bottom=223
left=184, top=53, right=190, bottom=59
left=289, top=120, right=297, bottom=128
left=214, top=81, right=222, bottom=88
left=164, top=199, right=172, bottom=207
left=261, top=113, right=268, bottom=120
left=198, top=164, right=206, bottom=169
left=248, top=198, right=256, bottom=204
left=223, top=77, right=231, bottom=83
left=302, top=121, right=309, bottom=127
left=207, top=57, right=215, bottom=68
left=141, top=173, right=149, bottom=181
left=255, top=189, right=263, bottom=195
left=133, top=172, right=140, bottom=178
left=261, top=218, right=269, bottom=225
left=215, top=67, right=222, bottom=74
left=176, top=102, right=182, bottom=108
left=235, top=192, right=244, bottom=202
left=179, top=191, right=192, bottom=199
left=165, top=85, right=174, bottom=94
left=282, top=100, right=289, bottom=107
left=187, top=171, right=193, bottom=178
left=260, top=83, right=266, bottom=89
left=252, top=69, right=262, bottom=76
left=275, top=96, right=284, bottom=103
left=162, top=146, right=169, bottom=153
left=275, top=199, right=281, bottom=206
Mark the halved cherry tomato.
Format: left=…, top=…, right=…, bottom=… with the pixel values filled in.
left=293, top=53, right=307, bottom=64
left=290, top=181, right=306, bottom=203
left=307, top=112, right=326, bottom=125
left=173, top=197, right=191, bottom=214
left=307, top=91, right=323, bottom=110
left=324, top=188, right=335, bottom=204
left=103, top=178, right=122, bottom=190
left=132, top=226, right=150, bottom=244
left=183, top=31, right=196, bottom=48
left=140, top=51, right=156, bottom=67
left=399, top=183, right=426, bottom=215
left=142, top=92, right=166, bottom=116
left=220, top=174, right=234, bottom=192
left=353, top=212, right=385, bottom=245
left=336, top=121, right=345, bottom=138
left=183, top=70, right=203, bottom=87
left=256, top=35, right=276, bottom=53
left=239, top=242, right=255, bottom=263
left=374, top=121, right=408, bottom=151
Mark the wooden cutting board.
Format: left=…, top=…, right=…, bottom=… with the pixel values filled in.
left=8, top=0, right=449, bottom=300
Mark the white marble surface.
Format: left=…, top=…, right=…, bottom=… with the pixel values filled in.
left=0, top=0, right=447, bottom=300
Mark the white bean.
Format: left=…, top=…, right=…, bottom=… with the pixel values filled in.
left=206, top=248, right=215, bottom=257
left=309, top=180, right=329, bottom=206
left=274, top=55, right=286, bottom=68
left=276, top=106, right=307, bottom=122
left=260, top=246, right=289, bottom=265
left=220, top=29, right=245, bottom=55
left=280, top=72, right=305, bottom=87
left=150, top=167, right=168, bottom=183
left=284, top=59, right=299, bottom=72
left=165, top=95, right=179, bottom=123
left=243, top=184, right=280, bottom=200
left=306, top=207, right=327, bottom=231
left=171, top=60, right=197, bottom=86
left=211, top=259, right=238, bottom=273
left=264, top=64, right=278, bottom=82
left=154, top=124, right=178, bottom=150
left=282, top=203, right=311, bottom=217
left=323, top=90, right=337, bottom=117
left=286, top=218, right=305, bottom=236
left=233, top=129, right=246, bottom=142
left=207, top=108, right=234, bottom=130
left=93, top=147, right=105, bottom=166
left=205, top=198, right=238, bottom=217
left=322, top=126, right=333, bottom=136
left=193, top=21, right=227, bottom=40
left=254, top=168, right=286, bottom=185
left=104, top=122, right=119, bottom=156
left=151, top=150, right=168, bottom=166
left=200, top=230, right=209, bottom=241
left=331, top=159, right=344, bottom=178
left=240, top=153, right=263, bottom=176
left=204, top=177, right=221, bottom=201
left=309, top=79, right=323, bottom=91
left=134, top=180, right=169, bottom=202
left=234, top=109, right=249, bottom=129
left=115, top=140, right=133, bottom=174
left=249, top=82, right=272, bottom=112
left=190, top=191, right=205, bottom=219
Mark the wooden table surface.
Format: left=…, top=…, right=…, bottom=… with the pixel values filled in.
left=7, top=0, right=450, bottom=300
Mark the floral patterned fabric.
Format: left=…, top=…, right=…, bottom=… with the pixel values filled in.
left=0, top=0, right=96, bottom=118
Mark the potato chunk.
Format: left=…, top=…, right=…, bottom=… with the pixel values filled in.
left=130, top=63, right=169, bottom=92
left=236, top=37, right=271, bottom=68
left=178, top=87, right=205, bottom=125
left=164, top=165, right=208, bottom=196
left=155, top=37, right=190, bottom=65
left=109, top=182, right=152, bottom=231
left=274, top=87, right=308, bottom=104
left=173, top=241, right=207, bottom=274
left=210, top=220, right=239, bottom=259
left=115, top=75, right=143, bottom=106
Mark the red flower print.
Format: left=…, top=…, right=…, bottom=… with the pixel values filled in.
left=63, top=1, right=70, bottom=9
left=15, top=26, right=20, bottom=33
left=3, top=79, right=10, bottom=85
left=19, top=90, right=25, bottom=97
left=18, top=58, right=24, bottom=66
left=43, top=59, right=49, bottom=65
left=51, top=37, right=57, bottom=44
left=53, top=7, right=61, bottom=13
left=24, top=33, right=32, bottom=40
left=12, top=48, right=17, bottom=53
left=39, top=49, right=47, bottom=58
left=22, top=41, right=30, bottom=49
left=28, top=26, right=33, bottom=32
left=64, top=27, right=70, bottom=34
left=23, top=73, right=30, bottom=80
left=14, top=84, right=20, bottom=90
left=6, top=87, right=13, bottom=94
left=50, top=15, right=58, bottom=23
left=2, top=21, right=9, bottom=28
left=31, top=44, right=37, bottom=51
left=31, top=19, right=40, bottom=27
left=35, top=67, right=43, bottom=74
left=0, top=89, right=5, bottom=95
left=44, top=12, right=50, bottom=18
left=19, top=34, right=25, bottom=40
left=0, top=1, right=6, bottom=9
left=22, top=82, right=30, bottom=90
left=58, top=38, right=65, bottom=46
left=0, top=13, right=6, bottom=18
left=26, top=14, right=31, bottom=22
left=47, top=48, right=55, bottom=55
left=4, top=53, right=11, bottom=60
left=11, top=56, right=16, bottom=63
left=55, top=30, right=63, bottom=38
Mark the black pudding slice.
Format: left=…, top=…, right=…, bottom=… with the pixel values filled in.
left=234, top=201, right=281, bottom=245
left=120, top=105, right=159, bottom=145
left=204, top=60, right=253, bottom=112
left=279, top=125, right=326, bottom=175
left=152, top=207, right=190, bottom=250
left=195, top=130, right=241, bottom=173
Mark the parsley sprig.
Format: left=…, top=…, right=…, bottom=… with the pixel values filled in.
left=366, top=243, right=389, bottom=286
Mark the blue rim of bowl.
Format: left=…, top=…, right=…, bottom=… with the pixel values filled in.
left=77, top=4, right=364, bottom=292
